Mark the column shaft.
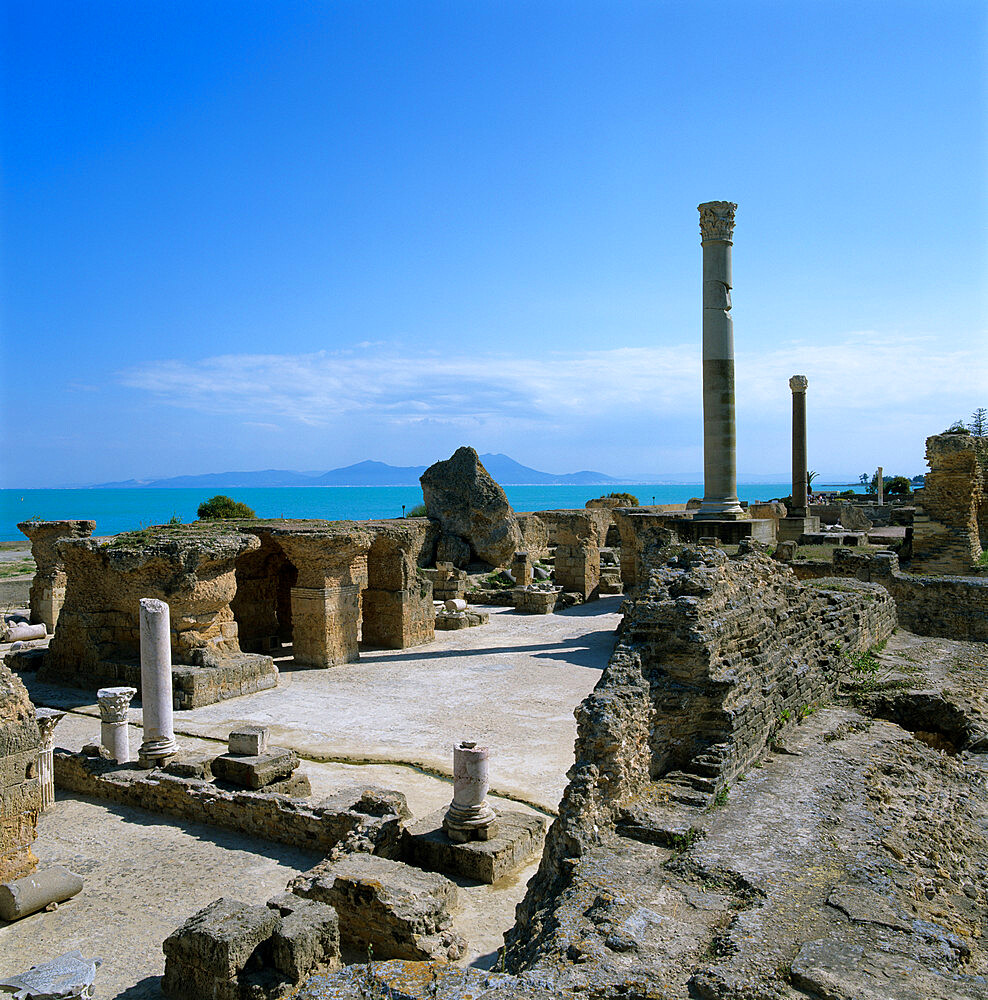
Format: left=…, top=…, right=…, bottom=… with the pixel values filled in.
left=697, top=202, right=743, bottom=519
left=138, top=598, right=178, bottom=766
left=790, top=376, right=809, bottom=516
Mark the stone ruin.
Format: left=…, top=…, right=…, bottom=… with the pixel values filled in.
left=911, top=430, right=988, bottom=574
left=25, top=518, right=436, bottom=708
left=0, top=661, right=41, bottom=884
left=17, top=519, right=95, bottom=633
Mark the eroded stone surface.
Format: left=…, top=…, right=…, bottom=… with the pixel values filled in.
left=292, top=853, right=464, bottom=961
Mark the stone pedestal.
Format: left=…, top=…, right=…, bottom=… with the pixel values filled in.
left=777, top=516, right=822, bottom=543
left=35, top=708, right=65, bottom=812
left=511, top=551, right=533, bottom=587
left=696, top=201, right=744, bottom=520
left=97, top=686, right=136, bottom=764
left=137, top=598, right=178, bottom=767
left=667, top=517, right=775, bottom=546
left=404, top=809, right=547, bottom=884
left=790, top=375, right=809, bottom=516
left=443, top=741, right=498, bottom=843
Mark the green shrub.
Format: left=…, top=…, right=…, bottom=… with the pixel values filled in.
left=605, top=492, right=639, bottom=506
left=839, top=489, right=856, bottom=498
left=884, top=476, right=911, bottom=495
left=197, top=495, right=256, bottom=520
left=407, top=503, right=427, bottom=517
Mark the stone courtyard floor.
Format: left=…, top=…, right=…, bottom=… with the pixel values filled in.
left=1, top=598, right=624, bottom=997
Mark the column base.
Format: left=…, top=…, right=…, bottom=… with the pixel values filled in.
left=667, top=517, right=775, bottom=545
left=138, top=737, right=178, bottom=769
left=777, top=516, right=821, bottom=543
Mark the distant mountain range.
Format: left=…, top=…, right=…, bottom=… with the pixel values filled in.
left=89, top=454, right=625, bottom=489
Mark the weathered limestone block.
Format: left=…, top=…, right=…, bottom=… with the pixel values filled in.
left=43, top=525, right=259, bottom=685
left=404, top=808, right=547, bottom=884
left=432, top=562, right=468, bottom=603
left=0, top=661, right=41, bottom=883
left=211, top=748, right=299, bottom=790
left=513, top=586, right=561, bottom=614
left=294, top=853, right=464, bottom=961
left=17, top=519, right=96, bottom=632
left=162, top=897, right=279, bottom=1000
left=421, top=447, right=522, bottom=567
left=229, top=725, right=269, bottom=756
left=162, top=894, right=340, bottom=1000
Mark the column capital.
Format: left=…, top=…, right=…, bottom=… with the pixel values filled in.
left=98, top=686, right=137, bottom=724
left=789, top=374, right=809, bottom=393
left=698, top=201, right=737, bottom=242
left=35, top=707, right=65, bottom=747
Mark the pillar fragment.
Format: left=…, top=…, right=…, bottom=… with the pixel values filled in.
left=696, top=201, right=743, bottom=519
left=877, top=466, right=884, bottom=505
left=443, top=741, right=498, bottom=843
left=137, top=598, right=178, bottom=767
left=790, top=375, right=809, bottom=516
left=35, top=708, right=65, bottom=812
left=98, top=686, right=136, bottom=763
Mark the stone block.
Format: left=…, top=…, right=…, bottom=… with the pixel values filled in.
left=163, top=753, right=214, bottom=780
left=294, top=853, right=464, bottom=961
left=403, top=808, right=547, bottom=884
left=266, top=892, right=340, bottom=980
left=162, top=897, right=278, bottom=1000
left=211, top=748, right=298, bottom=790
left=228, top=725, right=269, bottom=757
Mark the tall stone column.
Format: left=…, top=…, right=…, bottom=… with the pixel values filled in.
left=790, top=375, right=809, bottom=516
left=35, top=708, right=65, bottom=812
left=98, top=686, right=136, bottom=763
left=138, top=598, right=178, bottom=767
left=697, top=201, right=743, bottom=519
left=876, top=466, right=884, bottom=505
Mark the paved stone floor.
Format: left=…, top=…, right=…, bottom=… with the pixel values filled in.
left=3, top=598, right=623, bottom=997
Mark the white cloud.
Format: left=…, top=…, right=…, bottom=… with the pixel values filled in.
left=117, top=333, right=985, bottom=431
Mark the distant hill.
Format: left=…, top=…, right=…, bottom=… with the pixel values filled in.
left=88, top=454, right=622, bottom=489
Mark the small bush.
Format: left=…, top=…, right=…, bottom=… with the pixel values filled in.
left=944, top=421, right=970, bottom=434
left=839, top=489, right=856, bottom=498
left=407, top=503, right=427, bottom=517
left=605, top=492, right=639, bottom=506
left=197, top=495, right=256, bottom=520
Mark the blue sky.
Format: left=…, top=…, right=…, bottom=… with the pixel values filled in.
left=2, top=0, right=986, bottom=488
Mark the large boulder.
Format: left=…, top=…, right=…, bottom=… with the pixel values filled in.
left=420, top=447, right=522, bottom=568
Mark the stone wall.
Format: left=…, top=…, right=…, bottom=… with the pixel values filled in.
left=911, top=432, right=988, bottom=574
left=507, top=544, right=896, bottom=969
left=17, top=520, right=96, bottom=632
left=0, top=662, right=41, bottom=882
left=800, top=548, right=988, bottom=643
left=54, top=750, right=408, bottom=858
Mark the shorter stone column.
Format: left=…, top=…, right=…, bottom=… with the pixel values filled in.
left=511, top=551, right=533, bottom=587
left=98, top=686, right=136, bottom=763
left=138, top=598, right=178, bottom=767
left=443, top=741, right=498, bottom=843
left=35, top=708, right=65, bottom=812
left=876, top=466, right=884, bottom=505
left=789, top=375, right=809, bottom=516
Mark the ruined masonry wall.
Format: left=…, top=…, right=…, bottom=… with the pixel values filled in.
left=0, top=662, right=41, bottom=882
left=53, top=751, right=407, bottom=857
left=17, top=520, right=96, bottom=631
left=509, top=546, right=896, bottom=969
left=911, top=433, right=987, bottom=574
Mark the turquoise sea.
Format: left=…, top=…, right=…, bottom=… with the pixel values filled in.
left=0, top=484, right=793, bottom=543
